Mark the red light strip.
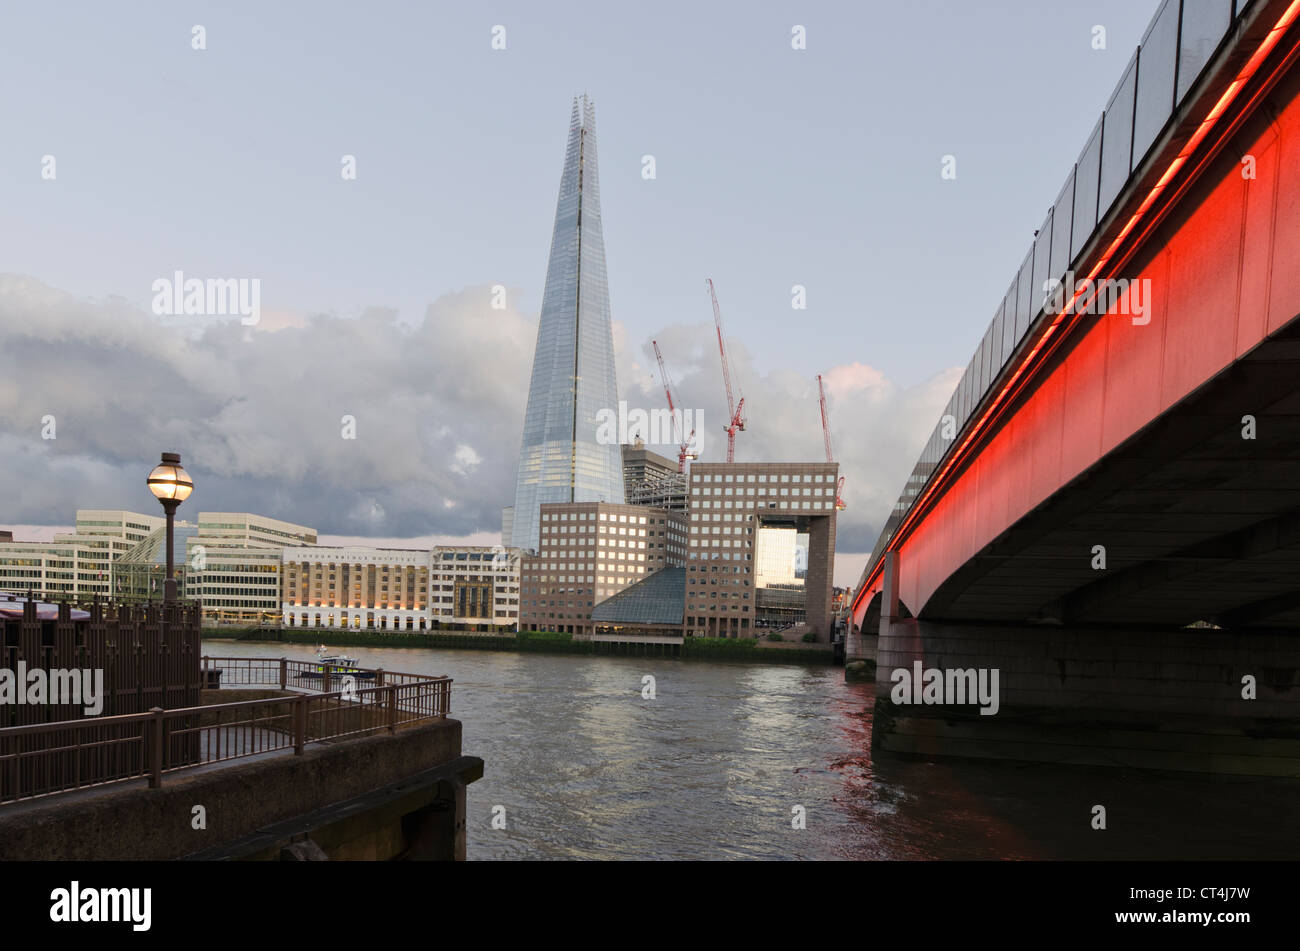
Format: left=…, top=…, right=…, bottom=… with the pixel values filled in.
left=852, top=0, right=1300, bottom=616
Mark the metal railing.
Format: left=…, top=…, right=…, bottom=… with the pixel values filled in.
left=0, top=657, right=451, bottom=805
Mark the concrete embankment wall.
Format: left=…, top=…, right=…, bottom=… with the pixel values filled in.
left=873, top=618, right=1300, bottom=776
left=0, top=717, right=466, bottom=860
left=209, top=629, right=836, bottom=663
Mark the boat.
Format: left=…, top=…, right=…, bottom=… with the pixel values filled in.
left=299, top=646, right=375, bottom=680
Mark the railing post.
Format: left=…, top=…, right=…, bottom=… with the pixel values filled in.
left=279, top=657, right=287, bottom=690
left=387, top=685, right=397, bottom=734
left=148, top=707, right=165, bottom=788
left=294, top=694, right=306, bottom=755
left=322, top=664, right=331, bottom=694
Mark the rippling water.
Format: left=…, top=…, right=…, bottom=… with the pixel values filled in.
left=205, top=640, right=1300, bottom=860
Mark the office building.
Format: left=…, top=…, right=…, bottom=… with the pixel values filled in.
left=282, top=546, right=430, bottom=632
left=282, top=545, right=522, bottom=632
left=0, top=510, right=165, bottom=600
left=519, top=502, right=687, bottom=634
left=116, top=512, right=316, bottom=624
left=510, top=95, right=624, bottom=552
left=685, top=462, right=838, bottom=641
left=623, top=441, right=688, bottom=511
left=431, top=547, right=521, bottom=630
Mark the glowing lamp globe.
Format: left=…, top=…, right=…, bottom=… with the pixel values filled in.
left=147, top=452, right=193, bottom=503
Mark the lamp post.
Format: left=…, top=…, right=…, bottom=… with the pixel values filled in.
left=147, top=452, right=193, bottom=602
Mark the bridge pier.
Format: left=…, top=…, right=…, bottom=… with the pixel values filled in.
left=871, top=614, right=1300, bottom=776
left=846, top=552, right=895, bottom=680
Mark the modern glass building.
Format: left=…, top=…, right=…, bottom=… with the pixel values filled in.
left=113, top=523, right=201, bottom=603
left=510, top=95, right=624, bottom=552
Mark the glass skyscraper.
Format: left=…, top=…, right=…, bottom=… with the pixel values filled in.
left=510, top=95, right=624, bottom=552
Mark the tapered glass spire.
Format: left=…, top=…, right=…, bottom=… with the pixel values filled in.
left=511, top=96, right=624, bottom=551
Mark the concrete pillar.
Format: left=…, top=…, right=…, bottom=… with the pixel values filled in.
left=400, top=778, right=467, bottom=861
left=805, top=514, right=836, bottom=641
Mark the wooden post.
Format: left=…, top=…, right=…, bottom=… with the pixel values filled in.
left=279, top=657, right=287, bottom=690
left=387, top=686, right=397, bottom=734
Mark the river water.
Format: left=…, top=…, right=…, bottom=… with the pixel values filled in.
left=204, top=640, right=1300, bottom=860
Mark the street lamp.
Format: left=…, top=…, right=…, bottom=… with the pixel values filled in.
left=147, top=452, right=193, bottom=601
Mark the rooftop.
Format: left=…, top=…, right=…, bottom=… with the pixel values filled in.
left=589, top=566, right=685, bottom=627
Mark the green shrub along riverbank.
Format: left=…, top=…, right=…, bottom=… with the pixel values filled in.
left=202, top=626, right=835, bottom=664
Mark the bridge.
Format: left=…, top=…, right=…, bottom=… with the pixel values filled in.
left=849, top=0, right=1300, bottom=774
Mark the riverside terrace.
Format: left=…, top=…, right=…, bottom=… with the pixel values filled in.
left=0, top=597, right=480, bottom=859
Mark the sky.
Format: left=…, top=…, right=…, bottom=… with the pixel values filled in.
left=0, top=1, right=1161, bottom=586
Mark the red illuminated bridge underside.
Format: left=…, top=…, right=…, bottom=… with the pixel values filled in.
left=854, top=9, right=1300, bottom=633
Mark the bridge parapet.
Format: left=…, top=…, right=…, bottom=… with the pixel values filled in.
left=855, top=0, right=1300, bottom=621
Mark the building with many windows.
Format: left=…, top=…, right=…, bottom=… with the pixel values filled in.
left=686, top=462, right=838, bottom=641
left=193, top=513, right=318, bottom=551
left=519, top=502, right=687, bottom=634
left=431, top=547, right=521, bottom=630
left=623, top=442, right=688, bottom=511
left=113, top=512, right=316, bottom=624
left=190, top=513, right=316, bottom=624
left=510, top=95, right=625, bottom=552
left=0, top=510, right=166, bottom=600
left=281, top=545, right=522, bottom=633
left=281, top=546, right=430, bottom=632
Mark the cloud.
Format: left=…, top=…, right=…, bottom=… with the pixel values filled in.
left=0, top=274, right=958, bottom=572
left=0, top=275, right=533, bottom=536
left=450, top=443, right=482, bottom=476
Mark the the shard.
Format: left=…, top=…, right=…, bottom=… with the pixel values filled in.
left=510, top=95, right=624, bottom=552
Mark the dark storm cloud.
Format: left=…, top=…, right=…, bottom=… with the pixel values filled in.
left=0, top=275, right=956, bottom=555
left=0, top=275, right=532, bottom=535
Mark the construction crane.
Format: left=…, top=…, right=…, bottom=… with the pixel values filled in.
left=706, top=278, right=746, bottom=462
left=818, top=374, right=847, bottom=510
left=652, top=339, right=696, bottom=473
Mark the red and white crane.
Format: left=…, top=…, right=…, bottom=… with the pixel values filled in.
left=652, top=339, right=696, bottom=473
left=818, top=374, right=847, bottom=511
left=706, top=278, right=746, bottom=462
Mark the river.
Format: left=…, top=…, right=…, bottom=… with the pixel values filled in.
left=204, top=640, right=1300, bottom=860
